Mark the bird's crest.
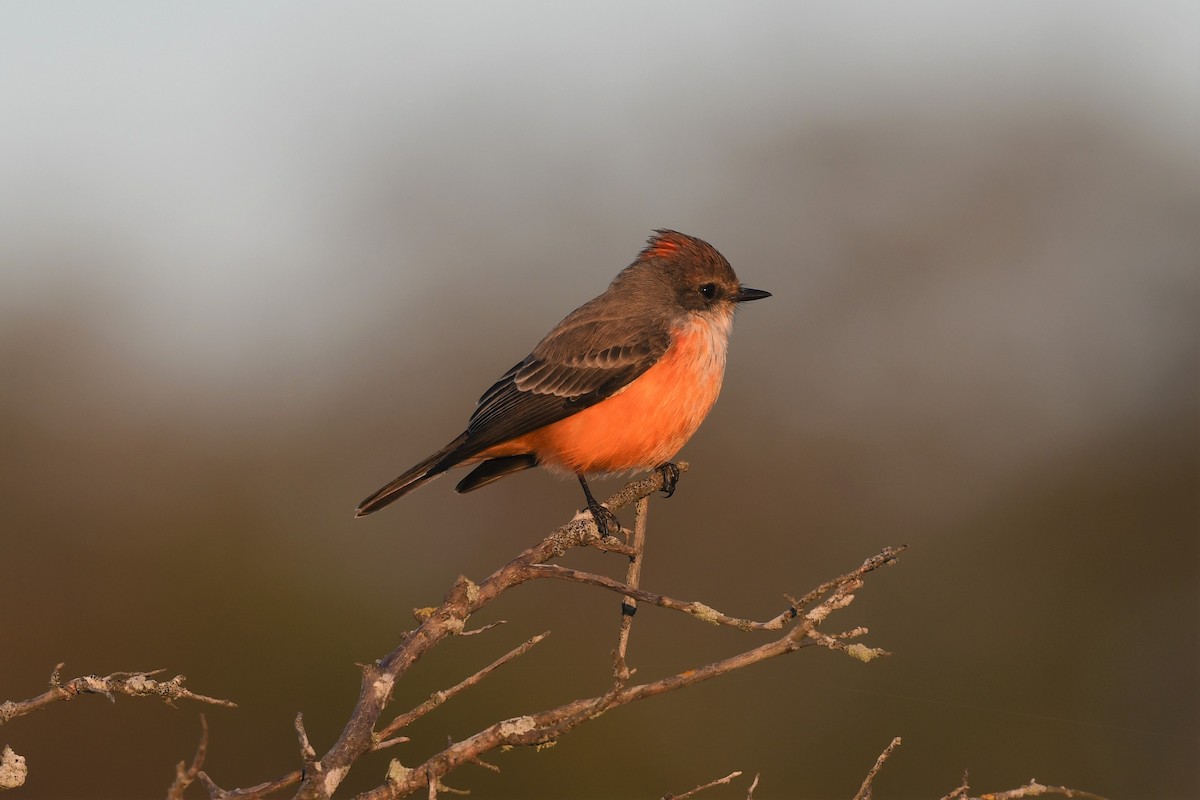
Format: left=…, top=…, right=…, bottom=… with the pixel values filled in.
left=641, top=229, right=688, bottom=260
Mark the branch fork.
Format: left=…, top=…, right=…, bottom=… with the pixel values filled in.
left=189, top=464, right=902, bottom=799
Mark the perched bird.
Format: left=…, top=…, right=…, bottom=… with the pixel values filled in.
left=355, top=229, right=770, bottom=533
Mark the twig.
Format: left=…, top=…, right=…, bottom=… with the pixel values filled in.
left=961, top=780, right=1108, bottom=800
left=0, top=664, right=235, bottom=727
left=166, top=714, right=210, bottom=800
left=281, top=466, right=690, bottom=799
left=459, top=619, right=506, bottom=636
left=374, top=632, right=550, bottom=745
left=294, top=712, right=324, bottom=790
left=589, top=536, right=640, bottom=557
left=853, top=736, right=901, bottom=800
left=196, top=466, right=902, bottom=800
left=197, top=769, right=301, bottom=799
left=746, top=773, right=760, bottom=799
left=530, top=564, right=800, bottom=631
left=358, top=548, right=900, bottom=799
left=939, top=771, right=971, bottom=800
left=613, top=494, right=650, bottom=682
left=932, top=767, right=1108, bottom=800
left=602, top=462, right=690, bottom=512
left=662, top=769, right=742, bottom=799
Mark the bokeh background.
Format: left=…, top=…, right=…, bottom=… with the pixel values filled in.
left=2, top=3, right=1197, bottom=799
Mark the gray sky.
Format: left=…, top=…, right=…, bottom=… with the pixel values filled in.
left=2, top=4, right=1195, bottom=373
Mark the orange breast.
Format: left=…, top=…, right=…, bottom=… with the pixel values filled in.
left=480, top=315, right=731, bottom=475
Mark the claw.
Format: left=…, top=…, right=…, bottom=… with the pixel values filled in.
left=578, top=473, right=621, bottom=537
left=588, top=503, right=622, bottom=537
left=656, top=462, right=681, bottom=498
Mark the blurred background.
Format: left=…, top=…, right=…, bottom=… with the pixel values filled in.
left=1, top=3, right=1196, bottom=798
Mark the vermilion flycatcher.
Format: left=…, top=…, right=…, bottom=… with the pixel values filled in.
left=355, top=230, right=770, bottom=533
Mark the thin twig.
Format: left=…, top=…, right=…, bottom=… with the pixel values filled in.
left=601, top=462, right=690, bottom=513
left=295, top=712, right=322, bottom=789
left=166, top=714, right=210, bottom=800
left=375, top=632, right=550, bottom=745
left=589, top=536, right=640, bottom=557
left=938, top=771, right=971, bottom=800
left=531, top=564, right=798, bottom=631
left=787, top=544, right=908, bottom=616
left=0, top=665, right=235, bottom=727
left=853, top=736, right=902, bottom=800
left=613, top=494, right=649, bottom=682
left=962, top=781, right=1108, bottom=800
left=199, top=467, right=902, bottom=800
left=197, top=769, right=302, bottom=799
left=274, top=465, right=688, bottom=799
left=662, top=769, right=742, bottom=799
left=459, top=620, right=506, bottom=636
left=358, top=548, right=901, bottom=799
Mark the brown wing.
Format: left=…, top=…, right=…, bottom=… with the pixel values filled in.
left=458, top=311, right=670, bottom=457
left=356, top=299, right=670, bottom=516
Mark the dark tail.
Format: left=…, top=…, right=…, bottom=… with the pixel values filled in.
left=354, top=433, right=471, bottom=517
left=455, top=454, right=538, bottom=493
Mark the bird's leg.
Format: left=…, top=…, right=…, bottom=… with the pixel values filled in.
left=655, top=462, right=682, bottom=498
left=577, top=474, right=620, bottom=536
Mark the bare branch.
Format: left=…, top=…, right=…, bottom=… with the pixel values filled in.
left=613, top=495, right=650, bottom=682
left=295, top=713, right=318, bottom=764
left=10, top=457, right=1100, bottom=800
left=529, top=564, right=799, bottom=631
left=938, top=771, right=972, bottom=800
left=588, top=536, right=640, bottom=557
left=186, top=467, right=910, bottom=799
left=166, top=715, right=210, bottom=800
left=853, top=737, right=902, bottom=800
left=662, top=769, right=743, bottom=800
left=374, top=631, right=550, bottom=745
left=458, top=620, right=506, bottom=636
left=360, top=548, right=898, bottom=799
left=602, top=462, right=690, bottom=513
left=959, top=780, right=1108, bottom=800
left=197, top=769, right=302, bottom=800
left=284, top=466, right=694, bottom=799
left=846, top=742, right=1110, bottom=800
left=0, top=664, right=235, bottom=727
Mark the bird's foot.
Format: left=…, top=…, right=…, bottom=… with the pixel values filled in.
left=577, top=473, right=620, bottom=537
left=586, top=500, right=622, bottom=538
left=655, top=462, right=682, bottom=498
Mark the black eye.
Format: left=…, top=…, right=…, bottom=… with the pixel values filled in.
left=698, top=283, right=718, bottom=300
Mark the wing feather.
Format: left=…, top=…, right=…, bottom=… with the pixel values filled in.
left=460, top=309, right=671, bottom=454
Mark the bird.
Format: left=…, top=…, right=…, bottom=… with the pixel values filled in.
left=355, top=229, right=770, bottom=534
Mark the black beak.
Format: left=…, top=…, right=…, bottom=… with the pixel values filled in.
left=735, top=286, right=771, bottom=303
